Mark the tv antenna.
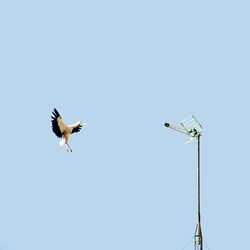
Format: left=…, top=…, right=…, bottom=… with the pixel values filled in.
left=164, top=115, right=204, bottom=250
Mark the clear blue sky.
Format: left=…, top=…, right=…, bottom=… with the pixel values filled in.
left=0, top=1, right=249, bottom=249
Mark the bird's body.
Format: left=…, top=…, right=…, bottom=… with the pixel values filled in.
left=51, top=108, right=84, bottom=152
left=59, top=122, right=80, bottom=146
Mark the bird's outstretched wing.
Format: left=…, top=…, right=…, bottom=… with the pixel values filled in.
left=51, top=108, right=67, bottom=138
left=71, top=123, right=82, bottom=134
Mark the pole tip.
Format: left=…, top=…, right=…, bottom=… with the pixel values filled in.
left=164, top=123, right=170, bottom=127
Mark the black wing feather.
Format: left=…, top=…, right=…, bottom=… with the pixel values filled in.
left=53, top=109, right=60, bottom=116
left=72, top=124, right=82, bottom=134
left=51, top=108, right=62, bottom=138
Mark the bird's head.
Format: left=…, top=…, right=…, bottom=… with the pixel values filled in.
left=80, top=121, right=86, bottom=126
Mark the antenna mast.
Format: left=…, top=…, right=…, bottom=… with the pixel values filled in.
left=164, top=115, right=203, bottom=250
left=195, top=134, right=202, bottom=250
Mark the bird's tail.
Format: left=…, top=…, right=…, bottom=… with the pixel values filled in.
left=59, top=138, right=66, bottom=146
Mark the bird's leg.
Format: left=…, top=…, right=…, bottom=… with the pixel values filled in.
left=66, top=142, right=72, bottom=152
left=65, top=143, right=70, bottom=152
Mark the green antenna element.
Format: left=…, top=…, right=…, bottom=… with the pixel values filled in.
left=165, top=115, right=202, bottom=145
left=164, top=115, right=204, bottom=250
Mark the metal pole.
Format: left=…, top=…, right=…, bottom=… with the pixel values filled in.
left=195, top=135, right=203, bottom=250
left=198, top=135, right=201, bottom=224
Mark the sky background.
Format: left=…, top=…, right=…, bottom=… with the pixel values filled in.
left=0, top=1, right=249, bottom=249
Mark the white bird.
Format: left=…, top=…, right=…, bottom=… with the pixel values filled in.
left=51, top=108, right=85, bottom=152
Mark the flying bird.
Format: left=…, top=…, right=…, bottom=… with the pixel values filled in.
left=51, top=108, right=85, bottom=152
